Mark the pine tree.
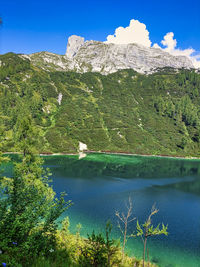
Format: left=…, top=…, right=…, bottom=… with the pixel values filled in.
left=0, top=110, right=71, bottom=265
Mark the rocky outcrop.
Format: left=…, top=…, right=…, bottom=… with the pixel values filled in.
left=25, top=35, right=194, bottom=75
left=65, top=35, right=85, bottom=59
left=67, top=40, right=193, bottom=74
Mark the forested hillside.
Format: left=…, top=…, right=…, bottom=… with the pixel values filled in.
left=1, top=52, right=200, bottom=156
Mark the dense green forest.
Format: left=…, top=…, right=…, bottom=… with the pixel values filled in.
left=1, top=53, right=200, bottom=156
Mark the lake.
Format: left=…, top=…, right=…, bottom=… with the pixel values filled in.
left=43, top=153, right=200, bottom=267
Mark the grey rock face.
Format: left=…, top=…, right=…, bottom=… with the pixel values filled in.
left=65, top=35, right=85, bottom=59
left=68, top=40, right=194, bottom=74
left=26, top=35, right=194, bottom=74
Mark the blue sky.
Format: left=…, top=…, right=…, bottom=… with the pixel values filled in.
left=1, top=0, right=200, bottom=55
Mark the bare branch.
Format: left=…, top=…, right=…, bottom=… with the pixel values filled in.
left=115, top=197, right=136, bottom=261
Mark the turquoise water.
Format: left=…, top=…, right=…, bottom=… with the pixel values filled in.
left=4, top=153, right=200, bottom=266
left=42, top=153, right=200, bottom=267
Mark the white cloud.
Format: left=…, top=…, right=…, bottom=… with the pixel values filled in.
left=105, top=19, right=151, bottom=47
left=161, top=32, right=177, bottom=51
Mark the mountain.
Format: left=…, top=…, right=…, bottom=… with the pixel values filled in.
left=23, top=35, right=194, bottom=75
left=1, top=52, right=200, bottom=157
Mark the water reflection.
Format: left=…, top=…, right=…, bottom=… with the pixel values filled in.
left=43, top=154, right=200, bottom=195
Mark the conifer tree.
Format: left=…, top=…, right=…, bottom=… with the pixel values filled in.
left=0, top=110, right=71, bottom=265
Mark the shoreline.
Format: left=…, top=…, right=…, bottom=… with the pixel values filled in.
left=3, top=150, right=200, bottom=160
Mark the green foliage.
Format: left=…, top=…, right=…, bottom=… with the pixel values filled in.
left=13, top=111, right=40, bottom=155
left=79, top=230, right=108, bottom=266
left=153, top=95, right=199, bottom=127
left=0, top=115, right=71, bottom=266
left=136, top=205, right=168, bottom=267
left=136, top=218, right=168, bottom=238
left=0, top=53, right=30, bottom=81
left=78, top=221, right=121, bottom=267
left=0, top=157, right=70, bottom=264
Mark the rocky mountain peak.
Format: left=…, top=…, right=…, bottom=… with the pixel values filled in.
left=65, top=35, right=85, bottom=58
left=27, top=35, right=195, bottom=75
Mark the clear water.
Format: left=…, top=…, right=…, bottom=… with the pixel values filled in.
left=5, top=153, right=200, bottom=266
